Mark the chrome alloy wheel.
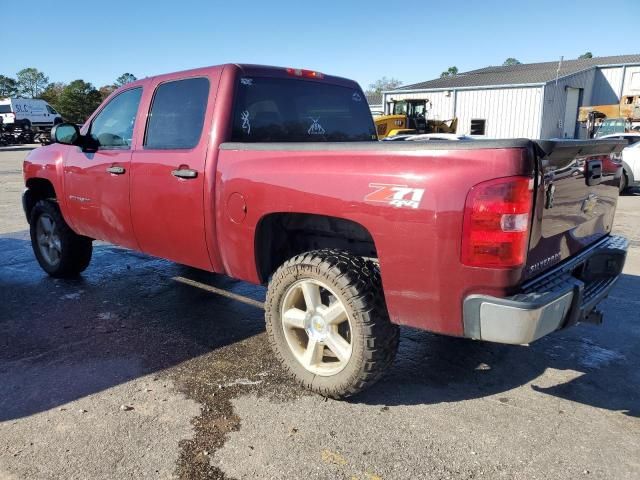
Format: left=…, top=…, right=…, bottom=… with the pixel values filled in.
left=36, top=214, right=62, bottom=267
left=281, top=279, right=353, bottom=376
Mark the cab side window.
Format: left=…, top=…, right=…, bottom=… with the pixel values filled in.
left=90, top=88, right=142, bottom=149
left=46, top=105, right=58, bottom=115
left=144, top=77, right=209, bottom=150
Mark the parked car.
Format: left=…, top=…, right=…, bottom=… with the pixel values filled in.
left=620, top=141, right=640, bottom=192
left=22, top=64, right=628, bottom=398
left=0, top=98, right=63, bottom=131
left=598, top=132, right=640, bottom=192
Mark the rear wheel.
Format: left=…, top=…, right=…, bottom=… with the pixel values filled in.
left=265, top=249, right=399, bottom=398
left=30, top=200, right=93, bottom=278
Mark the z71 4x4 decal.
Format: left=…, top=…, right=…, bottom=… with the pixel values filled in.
left=365, top=184, right=425, bottom=209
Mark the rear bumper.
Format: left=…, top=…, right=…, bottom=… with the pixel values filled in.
left=463, top=235, right=628, bottom=345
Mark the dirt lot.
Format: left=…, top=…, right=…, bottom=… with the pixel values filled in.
left=1, top=146, right=639, bottom=480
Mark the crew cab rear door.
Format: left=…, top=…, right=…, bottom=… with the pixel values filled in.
left=525, top=139, right=625, bottom=279
left=63, top=87, right=143, bottom=249
left=130, top=74, right=217, bottom=271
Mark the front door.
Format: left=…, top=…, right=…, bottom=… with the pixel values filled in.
left=63, top=87, right=143, bottom=249
left=130, top=76, right=214, bottom=270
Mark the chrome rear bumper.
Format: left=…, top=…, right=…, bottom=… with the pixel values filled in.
left=463, top=235, right=628, bottom=345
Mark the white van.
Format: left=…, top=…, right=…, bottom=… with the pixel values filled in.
left=0, top=98, right=62, bottom=131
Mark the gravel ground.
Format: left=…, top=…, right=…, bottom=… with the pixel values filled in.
left=0, top=146, right=639, bottom=480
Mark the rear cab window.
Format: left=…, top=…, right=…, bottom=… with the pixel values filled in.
left=231, top=77, right=376, bottom=142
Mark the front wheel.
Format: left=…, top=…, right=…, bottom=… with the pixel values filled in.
left=265, top=250, right=399, bottom=399
left=30, top=200, right=93, bottom=278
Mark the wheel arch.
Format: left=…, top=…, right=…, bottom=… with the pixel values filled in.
left=23, top=177, right=57, bottom=223
left=254, top=212, right=378, bottom=284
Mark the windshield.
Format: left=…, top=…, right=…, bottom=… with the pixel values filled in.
left=392, top=101, right=407, bottom=115
left=0, top=105, right=11, bottom=114
left=595, top=119, right=628, bottom=138
left=231, top=77, right=376, bottom=142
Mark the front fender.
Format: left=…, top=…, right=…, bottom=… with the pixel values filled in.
left=23, top=144, right=72, bottom=226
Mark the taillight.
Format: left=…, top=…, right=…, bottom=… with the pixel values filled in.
left=286, top=68, right=324, bottom=79
left=461, top=176, right=533, bottom=268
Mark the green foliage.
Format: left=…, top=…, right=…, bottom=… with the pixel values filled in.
left=56, top=80, right=102, bottom=124
left=99, top=84, right=117, bottom=101
left=16, top=68, right=49, bottom=98
left=366, top=77, right=403, bottom=94
left=440, top=66, right=459, bottom=78
left=502, top=57, right=521, bottom=66
left=0, top=75, right=18, bottom=98
left=39, top=82, right=66, bottom=108
left=579, top=52, right=593, bottom=59
left=114, top=73, right=137, bottom=87
left=1, top=67, right=140, bottom=121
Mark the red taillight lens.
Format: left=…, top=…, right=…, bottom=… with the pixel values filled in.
left=286, top=68, right=324, bottom=79
left=461, top=176, right=533, bottom=268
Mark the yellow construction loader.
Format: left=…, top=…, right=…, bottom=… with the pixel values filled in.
left=578, top=94, right=640, bottom=137
left=373, top=99, right=457, bottom=139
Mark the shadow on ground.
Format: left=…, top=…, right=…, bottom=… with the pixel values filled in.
left=1, top=233, right=639, bottom=423
left=0, top=233, right=268, bottom=422
left=356, top=272, right=640, bottom=416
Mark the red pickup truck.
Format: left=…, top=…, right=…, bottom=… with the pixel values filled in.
left=23, top=64, right=628, bottom=398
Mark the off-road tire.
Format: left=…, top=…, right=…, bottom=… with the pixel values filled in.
left=265, top=249, right=399, bottom=398
left=30, top=200, right=93, bottom=278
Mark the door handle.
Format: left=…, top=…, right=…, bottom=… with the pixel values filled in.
left=106, top=166, right=126, bottom=175
left=171, top=168, right=198, bottom=179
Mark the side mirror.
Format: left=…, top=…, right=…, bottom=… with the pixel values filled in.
left=51, top=123, right=80, bottom=145
left=51, top=122, right=99, bottom=153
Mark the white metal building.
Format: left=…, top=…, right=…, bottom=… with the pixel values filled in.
left=365, top=92, right=383, bottom=114
left=383, top=54, right=640, bottom=139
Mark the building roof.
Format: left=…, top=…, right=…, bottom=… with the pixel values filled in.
left=393, top=54, right=640, bottom=91
left=365, top=92, right=383, bottom=105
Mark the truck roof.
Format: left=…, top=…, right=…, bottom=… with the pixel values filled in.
left=122, top=64, right=360, bottom=90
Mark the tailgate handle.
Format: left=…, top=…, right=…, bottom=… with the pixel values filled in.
left=586, top=160, right=602, bottom=186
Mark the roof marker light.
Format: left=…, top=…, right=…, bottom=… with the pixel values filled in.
left=286, top=68, right=324, bottom=79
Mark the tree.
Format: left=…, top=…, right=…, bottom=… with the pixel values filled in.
left=16, top=68, right=49, bottom=98
left=366, top=77, right=403, bottom=94
left=440, top=66, right=459, bottom=78
left=39, top=82, right=66, bottom=107
left=114, top=73, right=137, bottom=87
left=502, top=58, right=522, bottom=66
left=0, top=75, right=18, bottom=98
left=99, top=84, right=117, bottom=101
left=579, top=52, right=593, bottom=59
left=56, top=80, right=102, bottom=124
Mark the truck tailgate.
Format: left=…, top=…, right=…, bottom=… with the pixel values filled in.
left=525, top=139, right=625, bottom=279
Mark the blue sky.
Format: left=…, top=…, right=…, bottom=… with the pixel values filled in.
left=4, top=0, right=639, bottom=90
